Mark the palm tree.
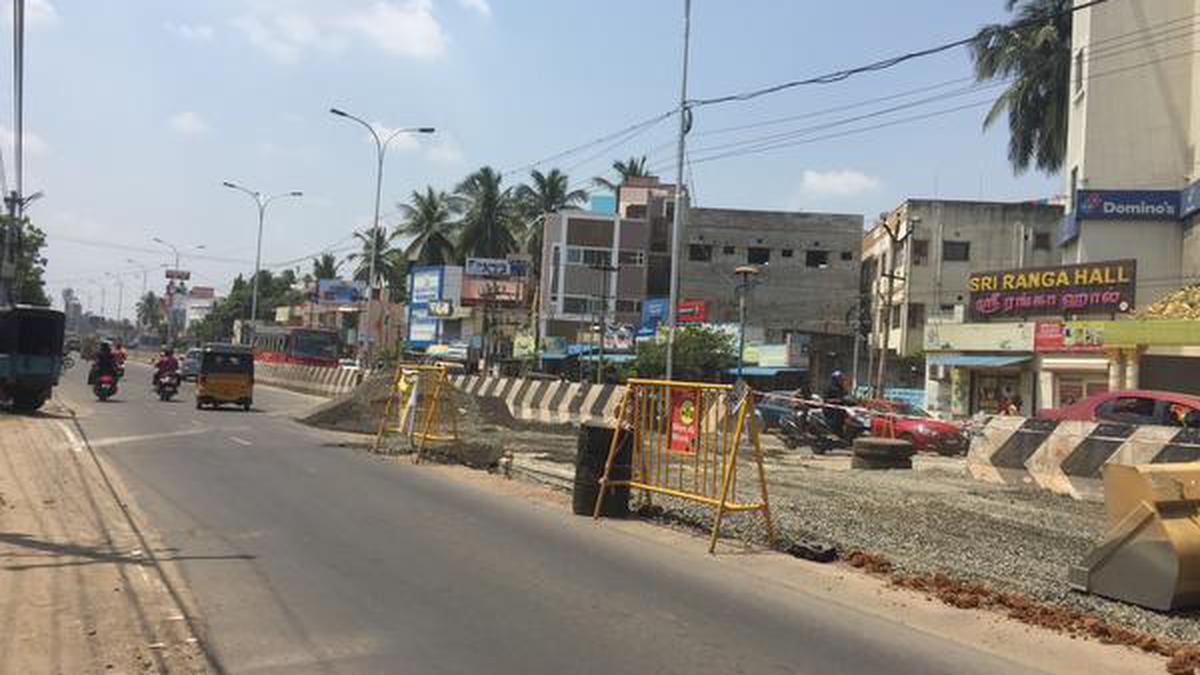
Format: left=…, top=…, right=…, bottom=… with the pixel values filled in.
left=311, top=253, right=340, bottom=280
left=455, top=166, right=518, bottom=259
left=514, top=168, right=588, bottom=277
left=971, top=0, right=1070, bottom=174
left=398, top=186, right=460, bottom=266
left=136, top=291, right=163, bottom=329
left=346, top=228, right=408, bottom=302
left=592, top=155, right=650, bottom=194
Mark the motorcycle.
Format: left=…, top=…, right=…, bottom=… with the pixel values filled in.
left=94, top=373, right=118, bottom=401
left=778, top=401, right=869, bottom=454
left=155, top=371, right=180, bottom=402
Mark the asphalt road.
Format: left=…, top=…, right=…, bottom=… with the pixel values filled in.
left=52, top=361, right=1130, bottom=675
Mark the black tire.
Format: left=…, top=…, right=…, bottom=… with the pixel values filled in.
left=782, top=435, right=799, bottom=450
left=10, top=389, right=46, bottom=412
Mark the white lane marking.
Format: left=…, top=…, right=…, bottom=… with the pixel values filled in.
left=229, top=436, right=252, bottom=447
left=86, top=427, right=212, bottom=449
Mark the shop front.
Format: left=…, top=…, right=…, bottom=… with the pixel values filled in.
left=1033, top=321, right=1110, bottom=408
left=924, top=321, right=1037, bottom=418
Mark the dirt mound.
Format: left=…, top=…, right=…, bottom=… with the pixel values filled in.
left=1137, top=284, right=1200, bottom=320
left=297, top=371, right=393, bottom=434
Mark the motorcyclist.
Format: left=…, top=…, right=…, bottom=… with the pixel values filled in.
left=89, top=342, right=120, bottom=385
left=822, top=370, right=856, bottom=438
left=152, top=348, right=180, bottom=387
left=114, top=342, right=128, bottom=368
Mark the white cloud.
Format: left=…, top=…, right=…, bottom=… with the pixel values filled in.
left=0, top=124, right=48, bottom=157
left=165, top=21, right=214, bottom=41
left=168, top=111, right=209, bottom=135
left=342, top=1, right=447, bottom=60
left=798, top=169, right=881, bottom=197
left=458, top=0, right=491, bottom=17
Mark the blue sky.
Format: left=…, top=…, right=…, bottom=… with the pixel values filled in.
left=13, top=0, right=1057, bottom=314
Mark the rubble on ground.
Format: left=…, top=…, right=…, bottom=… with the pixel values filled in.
left=1136, top=284, right=1200, bottom=320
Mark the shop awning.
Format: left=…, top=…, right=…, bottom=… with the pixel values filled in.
left=927, top=354, right=1031, bottom=368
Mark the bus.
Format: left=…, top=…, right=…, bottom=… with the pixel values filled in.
left=252, top=326, right=340, bottom=367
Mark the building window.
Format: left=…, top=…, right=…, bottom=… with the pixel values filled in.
left=617, top=250, right=645, bottom=266
left=911, top=239, right=929, bottom=265
left=688, top=244, right=712, bottom=262
left=805, top=250, right=830, bottom=268
left=907, top=303, right=925, bottom=329
left=939, top=304, right=956, bottom=314
left=615, top=299, right=641, bottom=313
left=582, top=248, right=611, bottom=267
left=890, top=305, right=901, bottom=329
left=1033, top=232, right=1052, bottom=251
left=781, top=248, right=794, bottom=258
left=841, top=251, right=853, bottom=261
left=563, top=296, right=589, bottom=314
left=723, top=245, right=735, bottom=255
left=942, top=240, right=970, bottom=262
left=747, top=247, right=771, bottom=264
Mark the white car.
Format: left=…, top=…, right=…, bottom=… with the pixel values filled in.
left=337, top=358, right=361, bottom=371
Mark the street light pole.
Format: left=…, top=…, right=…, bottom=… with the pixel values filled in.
left=222, top=182, right=302, bottom=339
left=734, top=265, right=760, bottom=382
left=330, top=107, right=434, bottom=361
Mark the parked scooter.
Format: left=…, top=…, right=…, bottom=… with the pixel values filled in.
left=778, top=401, right=869, bottom=454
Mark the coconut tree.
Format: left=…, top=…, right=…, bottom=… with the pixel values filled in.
left=455, top=166, right=518, bottom=259
left=136, top=291, right=163, bottom=329
left=592, top=155, right=650, bottom=195
left=971, top=0, right=1071, bottom=174
left=311, top=253, right=340, bottom=280
left=514, top=168, right=588, bottom=277
left=346, top=228, right=408, bottom=302
left=398, top=186, right=460, bottom=266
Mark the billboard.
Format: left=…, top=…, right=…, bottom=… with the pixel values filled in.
left=1075, top=189, right=1180, bottom=221
left=316, top=279, right=367, bottom=305
left=465, top=258, right=512, bottom=277
left=410, top=268, right=442, bottom=304
left=164, top=269, right=190, bottom=280
left=678, top=299, right=707, bottom=323
left=189, top=286, right=215, bottom=300
left=967, top=259, right=1136, bottom=320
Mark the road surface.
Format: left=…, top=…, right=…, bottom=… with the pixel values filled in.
left=52, top=361, right=1156, bottom=675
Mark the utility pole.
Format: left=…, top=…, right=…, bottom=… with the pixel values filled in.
left=664, top=0, right=692, bottom=380
left=589, top=260, right=618, bottom=383
left=874, top=219, right=912, bottom=397
left=734, top=265, right=760, bottom=381
left=1, top=0, right=25, bottom=305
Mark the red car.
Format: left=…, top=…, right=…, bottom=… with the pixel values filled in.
left=1038, top=389, right=1200, bottom=427
left=865, top=400, right=968, bottom=455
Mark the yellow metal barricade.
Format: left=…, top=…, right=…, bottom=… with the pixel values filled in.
left=374, top=363, right=460, bottom=461
left=594, top=378, right=774, bottom=553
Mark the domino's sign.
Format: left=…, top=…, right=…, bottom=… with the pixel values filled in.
left=1075, top=189, right=1181, bottom=221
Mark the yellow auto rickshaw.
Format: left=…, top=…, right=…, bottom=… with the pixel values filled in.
left=195, top=343, right=254, bottom=411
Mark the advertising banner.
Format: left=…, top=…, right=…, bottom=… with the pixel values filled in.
left=164, top=269, right=191, bottom=281
left=410, top=268, right=442, bottom=304
left=640, top=297, right=669, bottom=336
left=677, top=299, right=707, bottom=323
left=669, top=388, right=699, bottom=453
left=316, top=279, right=367, bottom=305
left=967, top=259, right=1136, bottom=319
left=1034, top=321, right=1105, bottom=353
left=465, top=258, right=511, bottom=277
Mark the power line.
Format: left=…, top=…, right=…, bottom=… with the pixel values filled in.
left=688, top=0, right=1110, bottom=108
left=500, top=110, right=676, bottom=179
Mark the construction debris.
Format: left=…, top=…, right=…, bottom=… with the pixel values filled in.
left=1136, top=284, right=1200, bottom=320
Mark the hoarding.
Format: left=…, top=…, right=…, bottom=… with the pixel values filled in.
left=1033, top=321, right=1104, bottom=353
left=409, top=268, right=442, bottom=304
left=677, top=299, right=707, bottom=323
left=1075, top=189, right=1180, bottom=221
left=967, top=259, right=1136, bottom=320
left=465, top=258, right=511, bottom=277
left=316, top=279, right=367, bottom=305
left=164, top=269, right=190, bottom=280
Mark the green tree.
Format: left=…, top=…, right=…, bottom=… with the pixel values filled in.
left=347, top=229, right=408, bottom=302
left=631, top=325, right=735, bottom=382
left=7, top=219, right=49, bottom=305
left=455, top=166, right=518, bottom=259
left=311, top=253, right=340, bottom=280
left=514, top=168, right=588, bottom=277
left=398, top=186, right=460, bottom=266
left=971, top=0, right=1071, bottom=174
left=592, top=155, right=650, bottom=195
left=136, top=291, right=164, bottom=331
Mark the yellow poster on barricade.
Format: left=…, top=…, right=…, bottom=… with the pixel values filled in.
left=594, top=378, right=774, bottom=553
left=374, top=363, right=460, bottom=461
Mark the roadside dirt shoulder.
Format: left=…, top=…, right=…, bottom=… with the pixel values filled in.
left=0, top=403, right=212, bottom=674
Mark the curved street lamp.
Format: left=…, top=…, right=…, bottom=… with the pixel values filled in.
left=222, top=182, right=302, bottom=334
left=330, top=106, right=434, bottom=359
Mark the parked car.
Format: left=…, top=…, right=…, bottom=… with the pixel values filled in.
left=1038, top=389, right=1200, bottom=427
left=863, top=400, right=968, bottom=455
left=179, top=348, right=203, bottom=381
left=338, top=358, right=362, bottom=371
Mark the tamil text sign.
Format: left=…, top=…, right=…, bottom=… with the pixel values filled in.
left=465, top=258, right=511, bottom=277
left=968, top=259, right=1136, bottom=319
